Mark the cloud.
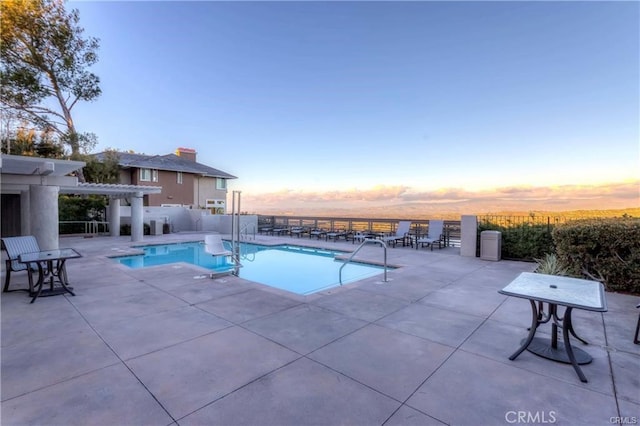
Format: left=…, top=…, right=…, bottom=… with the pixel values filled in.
left=247, top=185, right=410, bottom=205
left=240, top=180, right=640, bottom=215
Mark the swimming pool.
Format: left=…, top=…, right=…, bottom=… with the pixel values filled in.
left=113, top=241, right=388, bottom=295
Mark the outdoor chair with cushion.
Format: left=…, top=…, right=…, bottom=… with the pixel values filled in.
left=309, top=229, right=327, bottom=240
left=289, top=227, right=308, bottom=238
left=381, top=221, right=412, bottom=248
left=350, top=231, right=367, bottom=244
left=2, top=236, right=40, bottom=292
left=416, top=220, right=445, bottom=250
left=326, top=229, right=347, bottom=242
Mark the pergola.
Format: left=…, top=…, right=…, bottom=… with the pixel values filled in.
left=0, top=154, right=161, bottom=248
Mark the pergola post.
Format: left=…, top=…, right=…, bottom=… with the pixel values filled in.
left=30, top=185, right=60, bottom=250
left=130, top=191, right=144, bottom=242
left=108, top=198, right=121, bottom=237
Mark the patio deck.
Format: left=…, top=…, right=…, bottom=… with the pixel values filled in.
left=2, top=233, right=638, bottom=425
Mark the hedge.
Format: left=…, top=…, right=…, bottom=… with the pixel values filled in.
left=552, top=218, right=640, bottom=294
left=478, top=222, right=554, bottom=261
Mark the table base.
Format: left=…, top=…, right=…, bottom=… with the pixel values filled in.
left=524, top=337, right=592, bottom=365
left=30, top=286, right=74, bottom=298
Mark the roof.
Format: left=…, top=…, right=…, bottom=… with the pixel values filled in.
left=0, top=154, right=85, bottom=177
left=93, top=152, right=237, bottom=179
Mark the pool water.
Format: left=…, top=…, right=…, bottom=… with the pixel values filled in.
left=113, top=241, right=387, bottom=295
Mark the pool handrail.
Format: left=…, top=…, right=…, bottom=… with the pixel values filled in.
left=339, top=238, right=388, bottom=285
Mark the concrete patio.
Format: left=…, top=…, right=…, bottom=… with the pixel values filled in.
left=1, top=233, right=639, bottom=425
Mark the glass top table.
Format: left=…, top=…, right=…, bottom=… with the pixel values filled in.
left=19, top=248, right=82, bottom=264
left=499, top=272, right=607, bottom=382
left=499, top=272, right=607, bottom=312
left=18, top=248, right=81, bottom=303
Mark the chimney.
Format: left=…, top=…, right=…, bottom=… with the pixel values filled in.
left=176, top=147, right=197, bottom=162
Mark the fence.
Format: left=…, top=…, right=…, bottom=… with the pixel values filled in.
left=257, top=215, right=462, bottom=247
left=59, top=221, right=109, bottom=236
left=476, top=215, right=580, bottom=260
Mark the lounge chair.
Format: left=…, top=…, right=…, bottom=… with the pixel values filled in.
left=326, top=229, right=347, bottom=242
left=309, top=229, right=327, bottom=239
left=2, top=236, right=40, bottom=292
left=204, top=234, right=232, bottom=257
left=381, top=221, right=412, bottom=247
left=289, top=227, right=307, bottom=238
left=272, top=226, right=289, bottom=236
left=416, top=220, right=444, bottom=250
left=350, top=231, right=367, bottom=244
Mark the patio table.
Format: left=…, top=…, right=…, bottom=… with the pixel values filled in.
left=18, top=248, right=81, bottom=304
left=499, top=272, right=607, bottom=382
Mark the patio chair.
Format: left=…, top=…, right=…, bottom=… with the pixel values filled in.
left=204, top=234, right=232, bottom=257
left=2, top=236, right=40, bottom=292
left=289, top=227, right=307, bottom=238
left=416, top=220, right=445, bottom=250
left=350, top=231, right=367, bottom=244
left=309, top=229, right=327, bottom=240
left=381, top=221, right=412, bottom=247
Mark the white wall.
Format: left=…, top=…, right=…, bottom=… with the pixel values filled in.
left=119, top=206, right=257, bottom=234
left=194, top=177, right=228, bottom=211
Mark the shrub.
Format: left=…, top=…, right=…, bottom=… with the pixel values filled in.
left=552, top=218, right=640, bottom=294
left=120, top=224, right=131, bottom=236
left=59, top=195, right=106, bottom=222
left=534, top=253, right=568, bottom=276
left=478, top=222, right=554, bottom=261
left=119, top=223, right=151, bottom=236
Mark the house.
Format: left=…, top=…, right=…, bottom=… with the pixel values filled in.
left=93, top=147, right=236, bottom=212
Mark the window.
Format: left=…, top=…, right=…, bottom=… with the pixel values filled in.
left=140, top=168, right=151, bottom=182
left=177, top=171, right=183, bottom=184
left=216, top=178, right=227, bottom=190
left=140, top=168, right=158, bottom=182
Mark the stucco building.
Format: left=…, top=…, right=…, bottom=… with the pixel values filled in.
left=94, top=147, right=236, bottom=212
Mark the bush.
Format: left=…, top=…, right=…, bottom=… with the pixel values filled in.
left=119, top=223, right=151, bottom=236
left=478, top=222, right=554, bottom=261
left=59, top=195, right=106, bottom=221
left=553, top=218, right=640, bottom=294
left=120, top=224, right=131, bottom=236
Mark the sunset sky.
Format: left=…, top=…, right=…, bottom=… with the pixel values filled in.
left=70, top=1, right=639, bottom=215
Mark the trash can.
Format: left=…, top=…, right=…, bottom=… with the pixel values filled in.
left=480, top=230, right=502, bottom=261
left=149, top=220, right=163, bottom=236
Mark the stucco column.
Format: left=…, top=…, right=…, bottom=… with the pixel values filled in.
left=108, top=198, right=121, bottom=237
left=460, top=215, right=478, bottom=257
left=30, top=185, right=59, bottom=250
left=20, top=190, right=31, bottom=236
left=130, top=192, right=144, bottom=242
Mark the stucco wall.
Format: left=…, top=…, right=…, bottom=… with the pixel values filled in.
left=194, top=177, right=228, bottom=211
left=118, top=206, right=256, bottom=234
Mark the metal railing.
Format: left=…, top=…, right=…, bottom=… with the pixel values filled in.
left=258, top=215, right=461, bottom=247
left=59, top=221, right=109, bottom=236
left=240, top=223, right=256, bottom=241
left=339, top=238, right=388, bottom=285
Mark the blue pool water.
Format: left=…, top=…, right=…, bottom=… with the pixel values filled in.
left=113, top=242, right=387, bottom=295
